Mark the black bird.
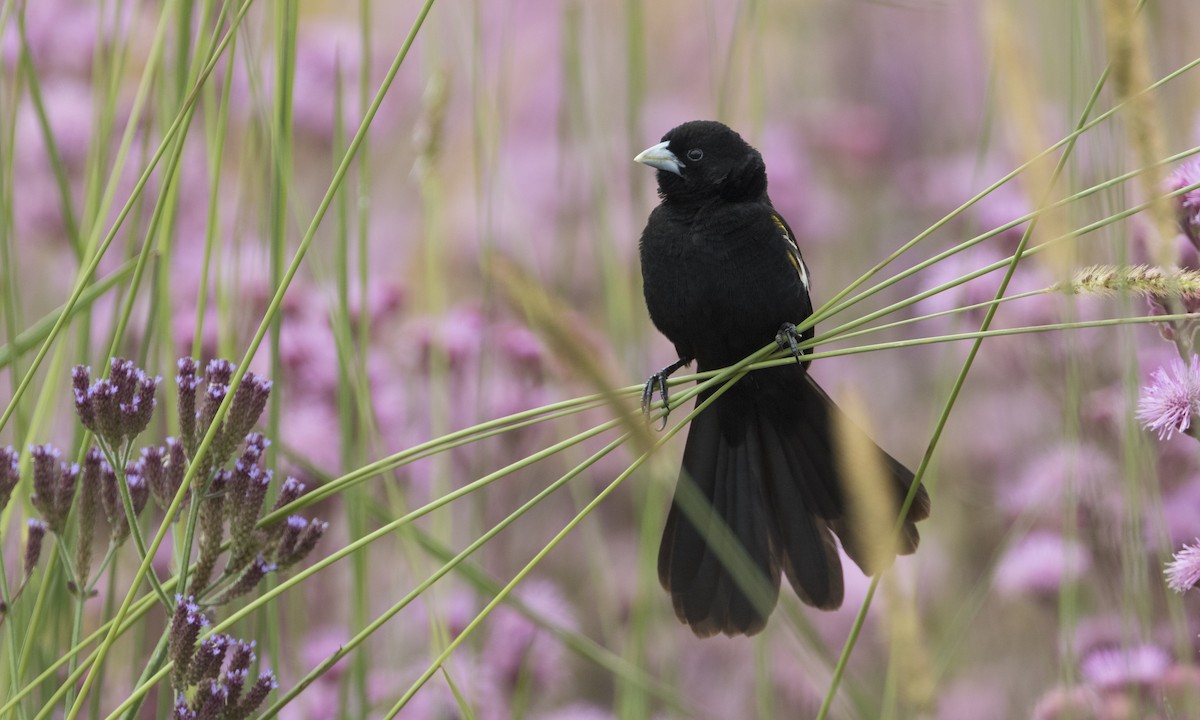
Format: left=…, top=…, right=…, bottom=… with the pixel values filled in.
left=635, top=120, right=930, bottom=637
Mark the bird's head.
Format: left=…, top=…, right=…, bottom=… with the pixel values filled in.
left=634, top=120, right=767, bottom=204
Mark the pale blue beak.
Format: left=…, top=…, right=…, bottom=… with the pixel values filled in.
left=634, top=140, right=683, bottom=176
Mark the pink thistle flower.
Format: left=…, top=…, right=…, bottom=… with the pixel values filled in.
left=1171, top=160, right=1200, bottom=214
left=1136, top=355, right=1200, bottom=440
left=532, top=705, right=615, bottom=720
left=1079, top=644, right=1171, bottom=689
left=1164, top=539, right=1200, bottom=592
left=1030, top=685, right=1103, bottom=720
left=483, top=579, right=577, bottom=692
left=1157, top=480, right=1200, bottom=549
left=1000, top=443, right=1118, bottom=519
left=1167, top=160, right=1200, bottom=247
left=994, top=531, right=1090, bottom=597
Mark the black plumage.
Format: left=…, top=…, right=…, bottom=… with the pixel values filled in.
left=635, top=120, right=931, bottom=637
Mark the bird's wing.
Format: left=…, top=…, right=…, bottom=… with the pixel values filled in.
left=770, top=212, right=809, bottom=293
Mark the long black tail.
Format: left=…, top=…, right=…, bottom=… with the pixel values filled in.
left=657, top=366, right=931, bottom=637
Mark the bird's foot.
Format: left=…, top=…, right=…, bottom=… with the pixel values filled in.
left=641, top=357, right=691, bottom=430
left=776, top=323, right=804, bottom=364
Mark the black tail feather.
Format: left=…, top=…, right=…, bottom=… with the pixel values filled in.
left=798, top=373, right=931, bottom=529
left=657, top=398, right=780, bottom=637
left=656, top=367, right=931, bottom=637
left=756, top=412, right=844, bottom=609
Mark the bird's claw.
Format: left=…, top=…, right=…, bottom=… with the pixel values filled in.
left=641, top=357, right=691, bottom=431
left=776, top=323, right=804, bottom=364
left=641, top=373, right=672, bottom=430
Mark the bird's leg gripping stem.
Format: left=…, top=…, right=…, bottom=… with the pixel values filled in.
left=776, top=323, right=804, bottom=363
left=641, top=357, right=692, bottom=429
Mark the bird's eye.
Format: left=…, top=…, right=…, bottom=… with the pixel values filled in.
left=686, top=148, right=704, bottom=162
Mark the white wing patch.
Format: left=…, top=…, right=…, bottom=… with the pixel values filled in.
left=772, top=214, right=810, bottom=292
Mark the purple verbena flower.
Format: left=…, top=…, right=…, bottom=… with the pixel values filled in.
left=274, top=516, right=307, bottom=565
left=198, top=383, right=227, bottom=437
left=24, top=519, right=48, bottom=578
left=1136, top=355, right=1200, bottom=440
left=1165, top=539, right=1200, bottom=592
left=29, top=444, right=77, bottom=534
left=240, top=434, right=268, bottom=464
left=99, top=462, right=146, bottom=545
left=205, top=359, right=234, bottom=387
left=58, top=463, right=80, bottom=530
left=240, top=468, right=270, bottom=533
left=275, top=516, right=327, bottom=570
left=72, top=365, right=97, bottom=432
left=74, top=358, right=160, bottom=448
left=226, top=372, right=271, bottom=447
left=72, top=364, right=91, bottom=398
left=193, top=679, right=228, bottom=720
left=195, top=381, right=238, bottom=467
left=227, top=670, right=277, bottom=720
left=234, top=448, right=262, bottom=478
left=140, top=446, right=168, bottom=509
left=264, top=480, right=307, bottom=554
left=190, top=469, right=229, bottom=594
left=294, top=518, right=328, bottom=559
left=29, top=443, right=62, bottom=525
left=228, top=465, right=272, bottom=572
left=99, top=461, right=124, bottom=542
left=168, top=595, right=209, bottom=690
left=222, top=669, right=249, bottom=709
left=219, top=641, right=256, bottom=708
left=124, top=372, right=160, bottom=440
left=226, top=460, right=252, bottom=514
left=173, top=696, right=197, bottom=720
left=177, top=357, right=200, bottom=452
left=272, top=477, right=305, bottom=513
left=0, top=446, right=19, bottom=512
left=165, top=437, right=187, bottom=510
left=109, top=358, right=138, bottom=407
left=75, top=448, right=103, bottom=587
left=128, top=469, right=149, bottom=517
left=247, top=431, right=269, bottom=451
left=216, top=555, right=275, bottom=604
left=227, top=639, right=257, bottom=675
left=188, top=633, right=231, bottom=686
left=92, top=379, right=123, bottom=446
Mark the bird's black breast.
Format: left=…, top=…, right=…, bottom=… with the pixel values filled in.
left=639, top=198, right=814, bottom=370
